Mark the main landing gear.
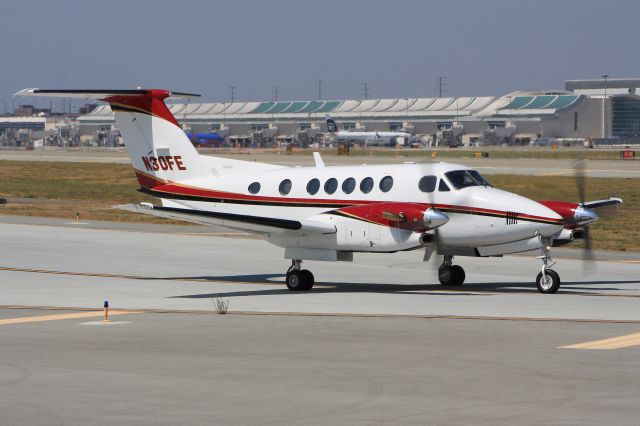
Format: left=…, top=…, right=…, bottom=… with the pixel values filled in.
left=438, top=255, right=466, bottom=286
left=535, top=234, right=561, bottom=294
left=285, top=259, right=315, bottom=291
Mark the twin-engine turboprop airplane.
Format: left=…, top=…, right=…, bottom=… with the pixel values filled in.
left=17, top=88, right=623, bottom=293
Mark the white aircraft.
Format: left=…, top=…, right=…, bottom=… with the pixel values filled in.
left=325, top=116, right=412, bottom=146
left=17, top=88, right=623, bottom=294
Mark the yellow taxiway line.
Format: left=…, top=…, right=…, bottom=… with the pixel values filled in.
left=0, top=310, right=141, bottom=326
left=560, top=332, right=640, bottom=350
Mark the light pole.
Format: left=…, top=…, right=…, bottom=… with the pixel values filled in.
left=601, top=74, right=609, bottom=138
left=406, top=98, right=409, bottom=121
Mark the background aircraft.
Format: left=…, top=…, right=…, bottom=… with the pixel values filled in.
left=185, top=132, right=225, bottom=147
left=325, top=116, right=412, bottom=147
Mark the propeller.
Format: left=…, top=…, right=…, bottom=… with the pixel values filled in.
left=423, top=181, right=445, bottom=280
left=573, top=160, right=595, bottom=270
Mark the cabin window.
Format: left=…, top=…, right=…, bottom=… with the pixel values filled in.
left=324, top=178, right=338, bottom=194
left=279, top=179, right=292, bottom=195
left=418, top=175, right=437, bottom=193
left=342, top=177, right=356, bottom=194
left=248, top=182, right=261, bottom=194
left=360, top=177, right=374, bottom=194
left=306, top=178, right=320, bottom=195
left=379, top=175, right=394, bottom=193
left=438, top=179, right=450, bottom=192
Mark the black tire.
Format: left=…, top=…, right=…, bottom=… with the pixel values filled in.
left=536, top=269, right=560, bottom=294
left=438, top=265, right=452, bottom=285
left=449, top=265, right=465, bottom=286
left=300, top=269, right=315, bottom=291
left=286, top=270, right=304, bottom=291
left=439, top=265, right=465, bottom=286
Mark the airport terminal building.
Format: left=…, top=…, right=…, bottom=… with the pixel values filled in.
left=40, top=78, right=640, bottom=147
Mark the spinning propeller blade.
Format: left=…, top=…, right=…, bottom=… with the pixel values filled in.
left=424, top=171, right=443, bottom=278
left=574, top=159, right=595, bottom=271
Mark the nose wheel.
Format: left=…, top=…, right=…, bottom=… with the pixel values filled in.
left=535, top=234, right=561, bottom=294
left=438, top=255, right=465, bottom=286
left=286, top=260, right=314, bottom=291
left=536, top=269, right=560, bottom=293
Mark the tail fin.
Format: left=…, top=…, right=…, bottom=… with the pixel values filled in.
left=325, top=115, right=338, bottom=134
left=17, top=89, right=205, bottom=186
left=16, top=88, right=282, bottom=187
left=103, top=90, right=207, bottom=186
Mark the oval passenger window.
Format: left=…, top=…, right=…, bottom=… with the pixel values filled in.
left=360, top=177, right=374, bottom=194
left=342, top=177, right=356, bottom=194
left=324, top=178, right=338, bottom=194
left=379, top=175, right=393, bottom=193
left=279, top=179, right=292, bottom=195
left=248, top=182, right=261, bottom=194
left=306, top=178, right=320, bottom=195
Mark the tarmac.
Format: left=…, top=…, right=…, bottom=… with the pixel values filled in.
left=1, top=218, right=640, bottom=425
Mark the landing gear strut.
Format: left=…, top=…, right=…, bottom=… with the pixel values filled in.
left=286, top=259, right=314, bottom=291
left=438, top=255, right=465, bottom=286
left=535, top=234, right=560, bottom=294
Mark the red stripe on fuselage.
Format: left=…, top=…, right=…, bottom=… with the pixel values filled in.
left=133, top=170, right=563, bottom=225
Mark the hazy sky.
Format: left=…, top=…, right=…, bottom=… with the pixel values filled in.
left=2, top=0, right=639, bottom=108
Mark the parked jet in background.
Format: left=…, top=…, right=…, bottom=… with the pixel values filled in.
left=326, top=116, right=412, bottom=146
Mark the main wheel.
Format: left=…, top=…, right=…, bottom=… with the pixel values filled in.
left=536, top=269, right=560, bottom=294
left=300, top=269, right=315, bottom=291
left=438, top=265, right=452, bottom=285
left=438, top=265, right=465, bottom=286
left=286, top=270, right=304, bottom=291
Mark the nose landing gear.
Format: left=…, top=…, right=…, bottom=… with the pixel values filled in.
left=438, top=255, right=466, bottom=286
left=535, top=234, right=560, bottom=294
left=286, top=259, right=315, bottom=291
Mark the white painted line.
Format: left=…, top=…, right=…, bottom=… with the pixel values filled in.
left=80, top=321, right=132, bottom=326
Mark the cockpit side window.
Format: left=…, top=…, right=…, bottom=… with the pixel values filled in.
left=444, top=170, right=491, bottom=190
left=438, top=179, right=450, bottom=192
left=469, top=170, right=491, bottom=186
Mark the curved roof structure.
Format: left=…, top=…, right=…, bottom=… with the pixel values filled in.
left=492, top=94, right=582, bottom=116
left=79, top=91, right=585, bottom=125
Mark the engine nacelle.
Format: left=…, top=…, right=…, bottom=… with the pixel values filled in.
left=336, top=202, right=449, bottom=233
left=538, top=200, right=598, bottom=229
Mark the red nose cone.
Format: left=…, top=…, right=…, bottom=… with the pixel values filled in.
left=538, top=200, right=579, bottom=228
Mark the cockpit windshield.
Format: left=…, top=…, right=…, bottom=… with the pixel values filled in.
left=444, top=170, right=491, bottom=190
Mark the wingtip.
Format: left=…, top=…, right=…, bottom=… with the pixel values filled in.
left=14, top=88, right=38, bottom=97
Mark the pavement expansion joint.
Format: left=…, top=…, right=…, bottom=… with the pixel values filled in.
left=3, top=305, right=640, bottom=324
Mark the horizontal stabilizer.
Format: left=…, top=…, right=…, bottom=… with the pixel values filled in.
left=15, top=88, right=200, bottom=99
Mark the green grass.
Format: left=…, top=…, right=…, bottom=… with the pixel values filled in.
left=0, top=160, right=637, bottom=250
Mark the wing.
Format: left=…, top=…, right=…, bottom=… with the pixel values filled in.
left=580, top=197, right=623, bottom=209
left=115, top=203, right=336, bottom=236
